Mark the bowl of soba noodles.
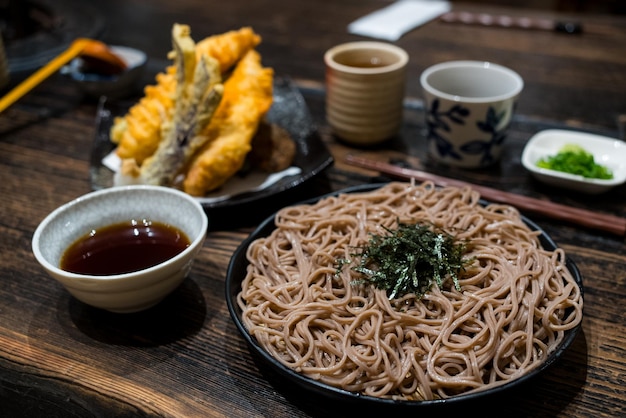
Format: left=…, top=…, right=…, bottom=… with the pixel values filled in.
left=225, top=181, right=583, bottom=410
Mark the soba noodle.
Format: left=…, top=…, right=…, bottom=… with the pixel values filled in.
left=237, top=181, right=583, bottom=400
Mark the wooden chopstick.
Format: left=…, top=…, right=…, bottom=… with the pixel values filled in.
left=344, top=154, right=626, bottom=237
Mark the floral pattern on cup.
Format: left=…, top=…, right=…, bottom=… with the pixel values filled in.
left=420, top=61, right=523, bottom=168
left=425, top=99, right=509, bottom=167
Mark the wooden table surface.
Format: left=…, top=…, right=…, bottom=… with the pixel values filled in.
left=1, top=1, right=625, bottom=417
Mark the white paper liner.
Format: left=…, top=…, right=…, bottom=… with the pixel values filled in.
left=103, top=151, right=302, bottom=204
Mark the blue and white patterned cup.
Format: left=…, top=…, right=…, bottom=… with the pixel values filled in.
left=420, top=61, right=523, bottom=168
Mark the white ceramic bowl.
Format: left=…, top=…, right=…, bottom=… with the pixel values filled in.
left=521, top=129, right=626, bottom=194
left=32, top=185, right=208, bottom=313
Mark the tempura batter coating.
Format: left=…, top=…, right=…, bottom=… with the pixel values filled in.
left=139, top=24, right=224, bottom=186
left=183, top=49, right=274, bottom=196
left=111, top=70, right=175, bottom=164
left=111, top=27, right=261, bottom=165
left=195, top=27, right=261, bottom=74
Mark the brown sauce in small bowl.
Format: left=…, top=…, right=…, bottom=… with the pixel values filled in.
left=60, top=220, right=190, bottom=276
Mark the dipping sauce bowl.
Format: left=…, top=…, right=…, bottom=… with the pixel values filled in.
left=32, top=185, right=208, bottom=313
left=62, top=45, right=147, bottom=99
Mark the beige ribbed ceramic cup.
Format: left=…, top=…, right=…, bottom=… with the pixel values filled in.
left=324, top=42, right=408, bottom=146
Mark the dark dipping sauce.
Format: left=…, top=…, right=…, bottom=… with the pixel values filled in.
left=60, top=220, right=190, bottom=276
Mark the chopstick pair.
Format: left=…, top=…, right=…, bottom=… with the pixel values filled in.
left=344, top=154, right=626, bottom=238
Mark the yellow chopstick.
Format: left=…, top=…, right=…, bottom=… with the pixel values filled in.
left=0, top=38, right=92, bottom=113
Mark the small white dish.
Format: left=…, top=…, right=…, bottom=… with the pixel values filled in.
left=521, top=129, right=626, bottom=194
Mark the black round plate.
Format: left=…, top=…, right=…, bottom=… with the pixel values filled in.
left=91, top=76, right=334, bottom=213
left=225, top=183, right=584, bottom=410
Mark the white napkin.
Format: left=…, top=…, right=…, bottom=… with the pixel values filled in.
left=348, top=0, right=451, bottom=41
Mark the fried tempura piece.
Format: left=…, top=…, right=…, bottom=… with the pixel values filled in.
left=139, top=24, right=224, bottom=186
left=195, top=27, right=261, bottom=74
left=111, top=27, right=262, bottom=166
left=183, top=49, right=274, bottom=196
left=111, top=70, right=175, bottom=164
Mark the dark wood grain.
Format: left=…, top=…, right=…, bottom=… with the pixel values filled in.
left=1, top=1, right=625, bottom=417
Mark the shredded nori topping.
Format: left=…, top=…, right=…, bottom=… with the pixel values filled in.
left=340, top=221, right=471, bottom=299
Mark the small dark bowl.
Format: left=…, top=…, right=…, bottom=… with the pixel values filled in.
left=62, top=45, right=147, bottom=99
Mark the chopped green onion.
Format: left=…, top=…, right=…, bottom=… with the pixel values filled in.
left=536, top=144, right=613, bottom=179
